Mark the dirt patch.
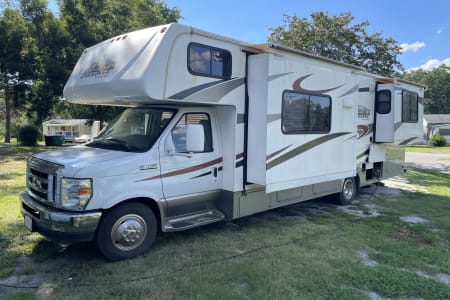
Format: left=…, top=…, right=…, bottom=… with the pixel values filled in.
left=436, top=273, right=450, bottom=285
left=400, top=216, right=429, bottom=224
left=363, top=290, right=390, bottom=300
left=0, top=256, right=47, bottom=295
left=336, top=198, right=382, bottom=219
left=357, top=250, right=450, bottom=288
left=357, top=250, right=378, bottom=267
left=383, top=176, right=428, bottom=194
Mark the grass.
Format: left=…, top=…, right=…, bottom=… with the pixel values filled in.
left=1, top=145, right=449, bottom=299
left=406, top=145, right=450, bottom=154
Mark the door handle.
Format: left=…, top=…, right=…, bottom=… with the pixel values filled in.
left=213, top=167, right=218, bottom=177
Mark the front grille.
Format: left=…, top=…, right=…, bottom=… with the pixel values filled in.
left=27, top=157, right=63, bottom=207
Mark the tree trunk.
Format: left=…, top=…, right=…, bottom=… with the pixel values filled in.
left=4, top=88, right=11, bottom=143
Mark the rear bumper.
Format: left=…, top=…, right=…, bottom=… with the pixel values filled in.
left=20, top=192, right=102, bottom=242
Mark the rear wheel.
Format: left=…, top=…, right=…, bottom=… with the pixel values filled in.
left=337, top=177, right=357, bottom=205
left=96, top=202, right=157, bottom=260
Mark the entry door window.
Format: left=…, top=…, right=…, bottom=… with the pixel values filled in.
left=171, top=113, right=213, bottom=153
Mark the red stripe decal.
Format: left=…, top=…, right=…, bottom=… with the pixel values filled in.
left=236, top=152, right=244, bottom=160
left=138, top=157, right=223, bottom=182
left=266, top=145, right=291, bottom=161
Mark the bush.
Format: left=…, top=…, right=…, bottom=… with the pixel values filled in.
left=18, top=126, right=40, bottom=146
left=429, top=133, right=447, bottom=147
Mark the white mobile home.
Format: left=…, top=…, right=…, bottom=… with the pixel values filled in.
left=21, top=23, right=424, bottom=260
left=42, top=119, right=100, bottom=137
left=423, top=114, right=450, bottom=141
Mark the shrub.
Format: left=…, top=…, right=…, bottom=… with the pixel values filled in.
left=429, top=133, right=447, bottom=147
left=18, top=126, right=40, bottom=146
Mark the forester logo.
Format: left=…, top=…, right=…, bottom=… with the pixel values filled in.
left=80, top=61, right=115, bottom=79
left=358, top=105, right=370, bottom=119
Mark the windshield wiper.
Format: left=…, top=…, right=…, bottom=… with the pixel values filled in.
left=86, top=138, right=131, bottom=151
left=105, top=138, right=132, bottom=151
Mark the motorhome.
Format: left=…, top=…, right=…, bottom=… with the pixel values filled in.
left=21, top=23, right=424, bottom=260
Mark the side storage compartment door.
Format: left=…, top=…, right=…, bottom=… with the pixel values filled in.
left=374, top=84, right=395, bottom=143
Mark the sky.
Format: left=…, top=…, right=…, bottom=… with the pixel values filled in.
left=48, top=0, right=450, bottom=72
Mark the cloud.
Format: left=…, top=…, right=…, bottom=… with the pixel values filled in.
left=408, top=58, right=450, bottom=72
left=436, top=27, right=445, bottom=35
left=400, top=41, right=426, bottom=53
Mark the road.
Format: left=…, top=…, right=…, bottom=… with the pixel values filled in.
left=405, top=152, right=450, bottom=174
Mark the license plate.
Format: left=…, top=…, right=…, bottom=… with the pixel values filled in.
left=24, top=215, right=33, bottom=231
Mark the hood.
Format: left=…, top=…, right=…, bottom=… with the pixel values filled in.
left=34, top=145, right=133, bottom=176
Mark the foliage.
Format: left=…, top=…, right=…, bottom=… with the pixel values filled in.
left=56, top=0, right=180, bottom=123
left=402, top=65, right=450, bottom=114
left=0, top=6, right=36, bottom=142
left=268, top=12, right=403, bottom=76
left=17, top=125, right=40, bottom=146
left=429, top=133, right=447, bottom=147
left=0, top=0, right=180, bottom=139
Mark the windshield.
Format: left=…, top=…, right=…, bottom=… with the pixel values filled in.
left=87, top=108, right=175, bottom=152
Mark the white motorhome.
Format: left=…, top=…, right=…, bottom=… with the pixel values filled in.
left=21, top=23, right=424, bottom=260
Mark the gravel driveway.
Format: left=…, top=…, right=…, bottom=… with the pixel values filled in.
left=405, top=152, right=450, bottom=174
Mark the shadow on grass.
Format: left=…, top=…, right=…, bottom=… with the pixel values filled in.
left=0, top=172, right=25, bottom=181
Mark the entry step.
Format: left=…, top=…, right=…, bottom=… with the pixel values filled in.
left=164, top=209, right=225, bottom=232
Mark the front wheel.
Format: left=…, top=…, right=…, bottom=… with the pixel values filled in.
left=96, top=202, right=157, bottom=260
left=337, top=177, right=357, bottom=205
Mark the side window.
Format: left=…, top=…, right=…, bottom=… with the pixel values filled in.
left=171, top=113, right=213, bottom=153
left=402, top=90, right=418, bottom=123
left=282, top=90, right=331, bottom=134
left=376, top=90, right=391, bottom=114
left=188, top=43, right=231, bottom=79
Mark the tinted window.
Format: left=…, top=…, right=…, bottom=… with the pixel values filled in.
left=188, top=43, right=231, bottom=78
left=376, top=90, right=391, bottom=114
left=282, top=91, right=331, bottom=134
left=402, top=91, right=418, bottom=122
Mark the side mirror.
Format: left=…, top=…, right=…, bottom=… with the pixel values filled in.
left=186, top=124, right=205, bottom=153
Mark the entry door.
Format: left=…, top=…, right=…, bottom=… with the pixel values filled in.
left=375, top=84, right=395, bottom=143
left=159, top=112, right=222, bottom=217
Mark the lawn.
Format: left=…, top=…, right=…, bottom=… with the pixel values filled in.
left=406, top=145, right=450, bottom=154
left=1, top=145, right=449, bottom=299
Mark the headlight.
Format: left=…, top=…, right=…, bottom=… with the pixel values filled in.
left=61, top=178, right=92, bottom=210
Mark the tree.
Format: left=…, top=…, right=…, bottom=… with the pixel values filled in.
left=268, top=12, right=403, bottom=76
left=0, top=7, right=36, bottom=142
left=56, top=0, right=180, bottom=124
left=19, top=0, right=71, bottom=125
left=402, top=65, right=450, bottom=114
left=0, top=0, right=180, bottom=140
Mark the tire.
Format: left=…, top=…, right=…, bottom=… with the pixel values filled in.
left=96, top=202, right=157, bottom=261
left=337, top=177, right=357, bottom=205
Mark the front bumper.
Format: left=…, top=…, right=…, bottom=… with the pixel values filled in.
left=20, top=192, right=102, bottom=242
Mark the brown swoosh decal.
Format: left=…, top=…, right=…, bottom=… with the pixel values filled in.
left=293, top=74, right=344, bottom=95
left=399, top=137, right=418, bottom=145
left=138, top=157, right=223, bottom=181
left=266, top=132, right=350, bottom=170
left=357, top=125, right=369, bottom=138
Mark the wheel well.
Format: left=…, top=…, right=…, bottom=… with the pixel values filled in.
left=105, top=198, right=162, bottom=232
left=355, top=174, right=361, bottom=190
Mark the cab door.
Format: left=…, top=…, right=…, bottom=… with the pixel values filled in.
left=374, top=84, right=395, bottom=143
left=159, top=111, right=222, bottom=218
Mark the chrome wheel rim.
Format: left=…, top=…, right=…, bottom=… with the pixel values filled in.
left=111, top=214, right=147, bottom=251
left=343, top=179, right=354, bottom=200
